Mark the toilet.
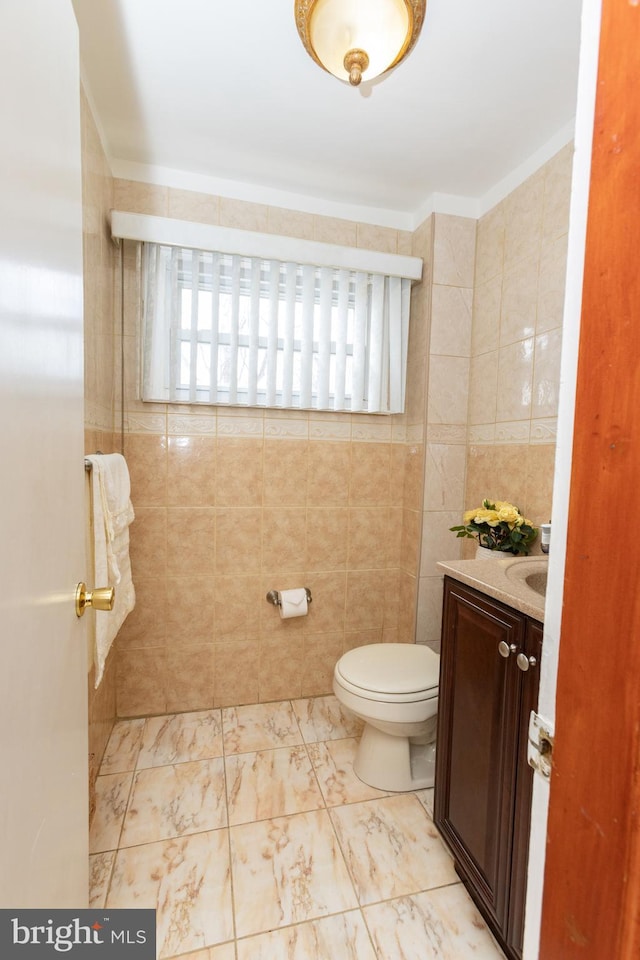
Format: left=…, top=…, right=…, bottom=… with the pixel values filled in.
left=333, top=642, right=440, bottom=792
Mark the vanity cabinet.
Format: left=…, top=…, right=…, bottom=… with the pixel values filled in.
left=434, top=577, right=542, bottom=960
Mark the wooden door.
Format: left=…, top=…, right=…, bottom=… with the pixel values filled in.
left=0, top=0, right=88, bottom=906
left=539, top=0, right=640, bottom=956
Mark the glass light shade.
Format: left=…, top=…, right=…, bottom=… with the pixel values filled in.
left=306, top=0, right=413, bottom=84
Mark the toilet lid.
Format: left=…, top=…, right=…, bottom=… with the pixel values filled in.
left=336, top=643, right=440, bottom=696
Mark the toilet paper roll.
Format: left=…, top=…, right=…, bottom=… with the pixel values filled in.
left=279, top=588, right=308, bottom=619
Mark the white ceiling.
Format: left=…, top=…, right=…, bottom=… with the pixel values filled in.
left=72, top=0, right=584, bottom=227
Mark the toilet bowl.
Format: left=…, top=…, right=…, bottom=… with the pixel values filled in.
left=333, top=642, right=440, bottom=792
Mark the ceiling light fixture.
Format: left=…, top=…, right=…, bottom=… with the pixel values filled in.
left=295, top=0, right=426, bottom=87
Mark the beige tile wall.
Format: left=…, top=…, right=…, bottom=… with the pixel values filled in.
left=463, top=144, right=572, bottom=553
left=81, top=90, right=572, bottom=719
left=415, top=214, right=477, bottom=647
left=81, top=86, right=119, bottom=816
left=113, top=181, right=423, bottom=716
left=413, top=147, right=571, bottom=648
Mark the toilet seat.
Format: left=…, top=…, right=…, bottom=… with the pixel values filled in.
left=335, top=643, right=440, bottom=704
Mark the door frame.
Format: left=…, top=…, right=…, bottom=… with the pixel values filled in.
left=526, top=0, right=640, bottom=955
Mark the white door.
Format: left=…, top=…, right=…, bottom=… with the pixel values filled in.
left=0, top=0, right=88, bottom=906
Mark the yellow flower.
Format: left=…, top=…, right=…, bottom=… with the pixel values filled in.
left=496, top=504, right=521, bottom=526
left=452, top=497, right=537, bottom=556
left=472, top=508, right=500, bottom=527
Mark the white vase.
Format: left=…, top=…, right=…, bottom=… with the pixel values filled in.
left=475, top=545, right=500, bottom=560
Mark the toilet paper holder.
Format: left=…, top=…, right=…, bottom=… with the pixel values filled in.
left=266, top=588, right=312, bottom=606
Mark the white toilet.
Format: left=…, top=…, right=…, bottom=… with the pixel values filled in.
left=333, top=642, right=440, bottom=792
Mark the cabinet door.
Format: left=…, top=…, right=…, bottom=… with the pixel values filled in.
left=507, top=618, right=543, bottom=957
left=435, top=578, right=524, bottom=935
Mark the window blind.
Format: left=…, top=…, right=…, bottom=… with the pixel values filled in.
left=141, top=242, right=411, bottom=414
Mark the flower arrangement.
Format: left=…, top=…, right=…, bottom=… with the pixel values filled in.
left=450, top=499, right=538, bottom=556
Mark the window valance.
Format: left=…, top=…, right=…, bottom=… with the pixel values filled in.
left=111, top=213, right=422, bottom=415
left=110, top=211, right=423, bottom=281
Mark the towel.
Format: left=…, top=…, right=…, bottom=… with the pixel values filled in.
left=86, top=453, right=136, bottom=687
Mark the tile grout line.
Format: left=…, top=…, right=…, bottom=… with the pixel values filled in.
left=291, top=697, right=378, bottom=955
left=220, top=705, right=239, bottom=956
left=98, top=716, right=148, bottom=908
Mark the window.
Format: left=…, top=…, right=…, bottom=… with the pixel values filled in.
left=141, top=242, right=411, bottom=414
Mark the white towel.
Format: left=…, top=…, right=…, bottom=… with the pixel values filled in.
left=86, top=454, right=136, bottom=687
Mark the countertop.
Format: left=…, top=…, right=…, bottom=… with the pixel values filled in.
left=437, top=555, right=547, bottom=622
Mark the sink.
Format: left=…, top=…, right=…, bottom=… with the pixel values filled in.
left=503, top=558, right=548, bottom=597
left=524, top=571, right=547, bottom=595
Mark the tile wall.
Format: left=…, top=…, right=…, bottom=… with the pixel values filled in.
left=414, top=146, right=571, bottom=647
left=80, top=83, right=571, bottom=738
left=415, top=214, right=476, bottom=647
left=81, top=87, right=119, bottom=816
left=463, top=145, right=572, bottom=553
left=113, top=180, right=432, bottom=717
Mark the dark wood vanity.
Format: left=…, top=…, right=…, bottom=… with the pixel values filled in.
left=434, top=576, right=543, bottom=960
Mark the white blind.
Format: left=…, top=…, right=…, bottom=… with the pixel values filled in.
left=141, top=243, right=411, bottom=414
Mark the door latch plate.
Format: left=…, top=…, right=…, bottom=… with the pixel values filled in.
left=527, top=710, right=554, bottom=779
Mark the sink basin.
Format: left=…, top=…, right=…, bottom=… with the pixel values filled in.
left=503, top=558, right=548, bottom=597
left=524, top=571, right=547, bottom=595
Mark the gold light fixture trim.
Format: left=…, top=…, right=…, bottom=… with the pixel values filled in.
left=343, top=48, right=370, bottom=87
left=295, top=0, right=426, bottom=87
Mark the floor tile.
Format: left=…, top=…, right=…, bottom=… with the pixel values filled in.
left=137, top=710, right=223, bottom=768
left=329, top=794, right=457, bottom=905
left=93, top=697, right=507, bottom=960
left=415, top=787, right=435, bottom=818
left=121, top=758, right=227, bottom=847
left=107, top=830, right=233, bottom=959
left=222, top=700, right=303, bottom=754
left=99, top=719, right=145, bottom=774
left=363, top=885, right=506, bottom=959
left=166, top=946, right=236, bottom=960
left=90, top=772, right=133, bottom=853
left=89, top=852, right=115, bottom=907
left=292, top=695, right=363, bottom=743
left=307, top=738, right=390, bottom=806
left=235, top=911, right=377, bottom=960
left=226, top=744, right=324, bottom=825
left=230, top=808, right=358, bottom=938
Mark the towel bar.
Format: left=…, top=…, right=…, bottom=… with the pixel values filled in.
left=84, top=451, right=105, bottom=471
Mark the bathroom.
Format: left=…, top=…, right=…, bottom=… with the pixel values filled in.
left=86, top=86, right=563, bottom=960
left=3, top=1, right=639, bottom=958
left=85, top=183, right=559, bottom=959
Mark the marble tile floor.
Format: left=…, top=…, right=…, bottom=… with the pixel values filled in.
left=90, top=695, right=507, bottom=960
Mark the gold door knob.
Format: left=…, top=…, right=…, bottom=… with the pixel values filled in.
left=75, top=582, right=115, bottom=618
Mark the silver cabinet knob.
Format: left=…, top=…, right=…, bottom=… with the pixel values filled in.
left=498, top=641, right=517, bottom=658
left=517, top=653, right=537, bottom=672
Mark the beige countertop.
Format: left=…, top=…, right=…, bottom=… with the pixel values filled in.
left=437, top=555, right=547, bottom=622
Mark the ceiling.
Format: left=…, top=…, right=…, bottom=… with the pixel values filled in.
left=72, top=0, right=584, bottom=226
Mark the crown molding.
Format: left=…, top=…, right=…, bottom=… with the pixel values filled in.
left=109, top=120, right=576, bottom=235
left=110, top=159, right=416, bottom=231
